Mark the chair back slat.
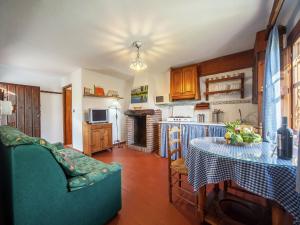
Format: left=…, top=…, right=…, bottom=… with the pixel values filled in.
left=167, top=126, right=182, bottom=163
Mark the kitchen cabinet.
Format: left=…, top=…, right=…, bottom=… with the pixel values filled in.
left=83, top=122, right=113, bottom=156
left=170, top=65, right=199, bottom=100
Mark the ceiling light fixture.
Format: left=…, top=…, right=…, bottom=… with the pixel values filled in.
left=130, top=41, right=147, bottom=72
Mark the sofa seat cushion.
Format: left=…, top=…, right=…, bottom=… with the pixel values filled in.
left=68, top=156, right=121, bottom=191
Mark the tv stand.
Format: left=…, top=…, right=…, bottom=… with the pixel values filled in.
left=83, top=122, right=113, bottom=156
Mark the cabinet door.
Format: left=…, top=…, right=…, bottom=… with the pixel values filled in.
left=170, top=69, right=183, bottom=98
left=101, top=127, right=112, bottom=149
left=182, top=66, right=197, bottom=96
left=91, top=129, right=101, bottom=152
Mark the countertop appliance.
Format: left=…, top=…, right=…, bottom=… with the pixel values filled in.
left=167, top=116, right=194, bottom=122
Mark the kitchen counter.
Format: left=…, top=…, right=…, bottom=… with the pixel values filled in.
left=158, top=121, right=225, bottom=126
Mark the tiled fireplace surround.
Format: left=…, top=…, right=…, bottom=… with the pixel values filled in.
left=125, top=109, right=162, bottom=153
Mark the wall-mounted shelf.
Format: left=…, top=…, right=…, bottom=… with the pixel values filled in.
left=83, top=94, right=124, bottom=100
left=205, top=73, right=244, bottom=100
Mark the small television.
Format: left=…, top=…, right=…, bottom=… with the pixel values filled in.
left=88, top=109, right=109, bottom=123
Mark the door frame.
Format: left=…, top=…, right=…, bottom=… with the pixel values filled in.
left=63, top=84, right=72, bottom=145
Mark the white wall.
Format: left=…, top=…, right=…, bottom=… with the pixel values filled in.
left=130, top=68, right=258, bottom=125
left=62, top=68, right=83, bottom=151
left=82, top=69, right=131, bottom=143
left=0, top=64, right=65, bottom=142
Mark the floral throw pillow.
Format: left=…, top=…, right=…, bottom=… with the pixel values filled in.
left=52, top=151, right=87, bottom=177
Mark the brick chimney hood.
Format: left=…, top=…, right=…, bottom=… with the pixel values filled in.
left=124, top=109, right=155, bottom=116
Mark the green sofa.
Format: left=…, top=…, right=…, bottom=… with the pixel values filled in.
left=0, top=128, right=122, bottom=225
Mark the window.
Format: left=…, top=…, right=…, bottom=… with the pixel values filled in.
left=292, top=37, right=300, bottom=130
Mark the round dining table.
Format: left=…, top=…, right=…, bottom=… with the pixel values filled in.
left=185, top=137, right=300, bottom=225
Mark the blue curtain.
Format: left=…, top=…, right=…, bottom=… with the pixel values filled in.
left=160, top=124, right=206, bottom=159
left=208, top=126, right=227, bottom=137
left=262, top=26, right=281, bottom=142
left=181, top=124, right=206, bottom=158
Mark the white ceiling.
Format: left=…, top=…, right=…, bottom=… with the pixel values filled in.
left=0, top=0, right=274, bottom=78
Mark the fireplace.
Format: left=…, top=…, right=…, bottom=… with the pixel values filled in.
left=134, top=116, right=146, bottom=147
left=125, top=109, right=162, bottom=153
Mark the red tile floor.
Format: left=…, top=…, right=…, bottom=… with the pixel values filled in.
left=93, top=147, right=200, bottom=225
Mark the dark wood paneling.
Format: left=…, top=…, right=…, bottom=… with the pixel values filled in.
left=199, top=50, right=254, bottom=76
left=16, top=85, right=25, bottom=132
left=288, top=18, right=300, bottom=45
left=24, top=86, right=33, bottom=136
left=265, top=0, right=285, bottom=40
left=0, top=82, right=40, bottom=137
left=32, top=87, right=40, bottom=137
left=7, top=84, right=16, bottom=127
left=0, top=83, right=8, bottom=125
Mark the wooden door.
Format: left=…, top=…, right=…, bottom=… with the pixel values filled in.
left=182, top=66, right=196, bottom=95
left=170, top=69, right=183, bottom=98
left=91, top=129, right=101, bottom=152
left=24, top=86, right=33, bottom=136
left=64, top=88, right=72, bottom=145
left=16, top=85, right=25, bottom=133
left=32, top=87, right=41, bottom=137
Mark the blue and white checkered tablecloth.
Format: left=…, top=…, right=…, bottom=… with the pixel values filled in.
left=186, top=137, right=300, bottom=224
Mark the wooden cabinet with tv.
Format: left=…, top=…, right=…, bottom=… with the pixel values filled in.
left=83, top=122, right=113, bottom=156
left=170, top=65, right=200, bottom=101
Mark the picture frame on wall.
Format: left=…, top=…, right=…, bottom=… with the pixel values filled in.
left=131, top=85, right=148, bottom=103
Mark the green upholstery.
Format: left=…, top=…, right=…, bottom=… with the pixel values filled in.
left=0, top=128, right=122, bottom=225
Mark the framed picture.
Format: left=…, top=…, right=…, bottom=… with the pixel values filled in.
left=131, top=85, right=148, bottom=103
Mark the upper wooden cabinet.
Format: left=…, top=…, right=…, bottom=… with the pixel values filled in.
left=170, top=65, right=199, bottom=100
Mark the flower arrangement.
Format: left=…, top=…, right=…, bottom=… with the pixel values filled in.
left=224, top=120, right=262, bottom=145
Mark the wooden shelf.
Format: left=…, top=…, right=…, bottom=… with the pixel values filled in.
left=206, top=74, right=244, bottom=84
left=205, top=88, right=242, bottom=96
left=205, top=73, right=244, bottom=100
left=83, top=94, right=123, bottom=100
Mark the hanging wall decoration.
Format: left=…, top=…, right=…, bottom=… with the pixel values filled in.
left=131, top=85, right=148, bottom=103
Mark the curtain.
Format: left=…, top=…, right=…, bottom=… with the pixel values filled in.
left=262, top=26, right=281, bottom=142
left=208, top=125, right=227, bottom=137
left=181, top=124, right=206, bottom=158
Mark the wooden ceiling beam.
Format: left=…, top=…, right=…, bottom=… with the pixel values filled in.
left=265, top=0, right=285, bottom=40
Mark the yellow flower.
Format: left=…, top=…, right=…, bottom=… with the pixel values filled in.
left=225, top=132, right=232, bottom=139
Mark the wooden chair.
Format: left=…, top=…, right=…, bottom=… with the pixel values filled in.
left=167, top=126, right=198, bottom=211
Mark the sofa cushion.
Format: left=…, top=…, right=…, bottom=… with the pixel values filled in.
left=52, top=151, right=88, bottom=177
left=57, top=148, right=85, bottom=160
left=0, top=126, right=86, bottom=177
left=68, top=156, right=121, bottom=191
left=0, top=126, right=37, bottom=146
